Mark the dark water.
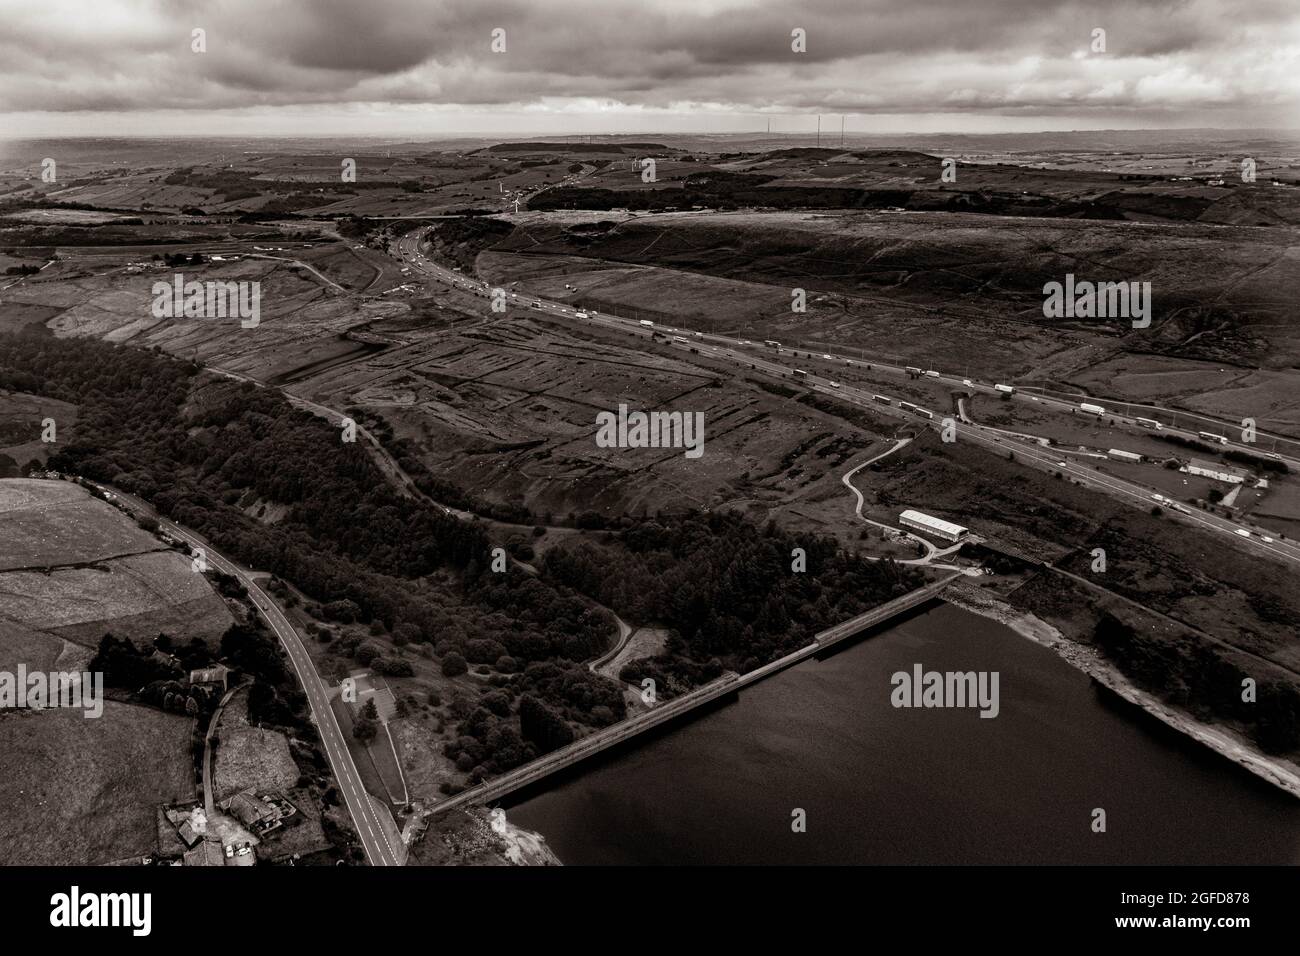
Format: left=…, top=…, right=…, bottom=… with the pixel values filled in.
left=507, top=603, right=1300, bottom=864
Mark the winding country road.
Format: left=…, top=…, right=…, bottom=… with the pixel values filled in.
left=839, top=438, right=973, bottom=572
left=88, top=482, right=405, bottom=867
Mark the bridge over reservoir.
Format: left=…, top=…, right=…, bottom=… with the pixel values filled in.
left=422, top=571, right=966, bottom=819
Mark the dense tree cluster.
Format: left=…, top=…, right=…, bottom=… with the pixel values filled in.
left=90, top=631, right=216, bottom=716
left=518, top=694, right=574, bottom=754
left=92, top=633, right=191, bottom=689
left=0, top=332, right=620, bottom=739
left=543, top=512, right=923, bottom=674
left=1095, top=613, right=1300, bottom=754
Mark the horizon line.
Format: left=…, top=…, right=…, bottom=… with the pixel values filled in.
left=1, top=125, right=1297, bottom=142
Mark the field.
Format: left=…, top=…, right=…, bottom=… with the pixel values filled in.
left=0, top=477, right=161, bottom=569
left=0, top=551, right=235, bottom=647
left=0, top=478, right=235, bottom=864
left=211, top=689, right=301, bottom=801
left=0, top=390, right=77, bottom=475
left=0, top=702, right=195, bottom=865
left=0, top=479, right=234, bottom=647
left=482, top=207, right=1300, bottom=372
left=307, top=311, right=889, bottom=525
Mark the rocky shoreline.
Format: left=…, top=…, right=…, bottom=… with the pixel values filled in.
left=947, top=582, right=1300, bottom=801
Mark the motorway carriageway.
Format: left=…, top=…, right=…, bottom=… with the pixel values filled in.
left=394, top=230, right=1300, bottom=567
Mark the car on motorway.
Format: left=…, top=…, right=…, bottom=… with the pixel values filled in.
left=1262, top=535, right=1275, bottom=543
left=829, top=381, right=841, bottom=389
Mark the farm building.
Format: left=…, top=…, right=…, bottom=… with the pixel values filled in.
left=899, top=510, right=968, bottom=543
left=182, top=842, right=225, bottom=867
left=189, top=664, right=231, bottom=693
left=1107, top=449, right=1143, bottom=462
left=177, top=821, right=201, bottom=849
left=1182, top=458, right=1246, bottom=484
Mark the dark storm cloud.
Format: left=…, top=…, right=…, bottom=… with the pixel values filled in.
left=0, top=0, right=1295, bottom=118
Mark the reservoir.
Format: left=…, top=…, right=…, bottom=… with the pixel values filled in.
left=506, top=602, right=1300, bottom=864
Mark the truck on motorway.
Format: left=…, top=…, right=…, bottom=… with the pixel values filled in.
left=1135, top=417, right=1163, bottom=429
left=1198, top=431, right=1229, bottom=445
left=994, top=383, right=1015, bottom=394
left=905, top=366, right=922, bottom=377
left=639, top=320, right=654, bottom=327
left=924, top=370, right=940, bottom=378
left=764, top=340, right=782, bottom=349
left=793, top=369, right=808, bottom=378
left=672, top=335, right=688, bottom=343
left=1079, top=403, right=1106, bottom=416
left=872, top=395, right=891, bottom=404
left=693, top=331, right=703, bottom=338
left=1235, top=529, right=1252, bottom=538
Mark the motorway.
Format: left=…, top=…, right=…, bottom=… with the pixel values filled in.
left=392, top=229, right=1300, bottom=567
left=86, top=482, right=405, bottom=866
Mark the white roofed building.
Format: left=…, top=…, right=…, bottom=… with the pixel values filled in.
left=1182, top=458, right=1246, bottom=485
left=899, top=509, right=968, bottom=543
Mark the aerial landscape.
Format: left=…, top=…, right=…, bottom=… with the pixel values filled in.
left=0, top=0, right=1295, bottom=938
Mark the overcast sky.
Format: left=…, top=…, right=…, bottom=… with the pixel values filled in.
left=1, top=0, right=1296, bottom=136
